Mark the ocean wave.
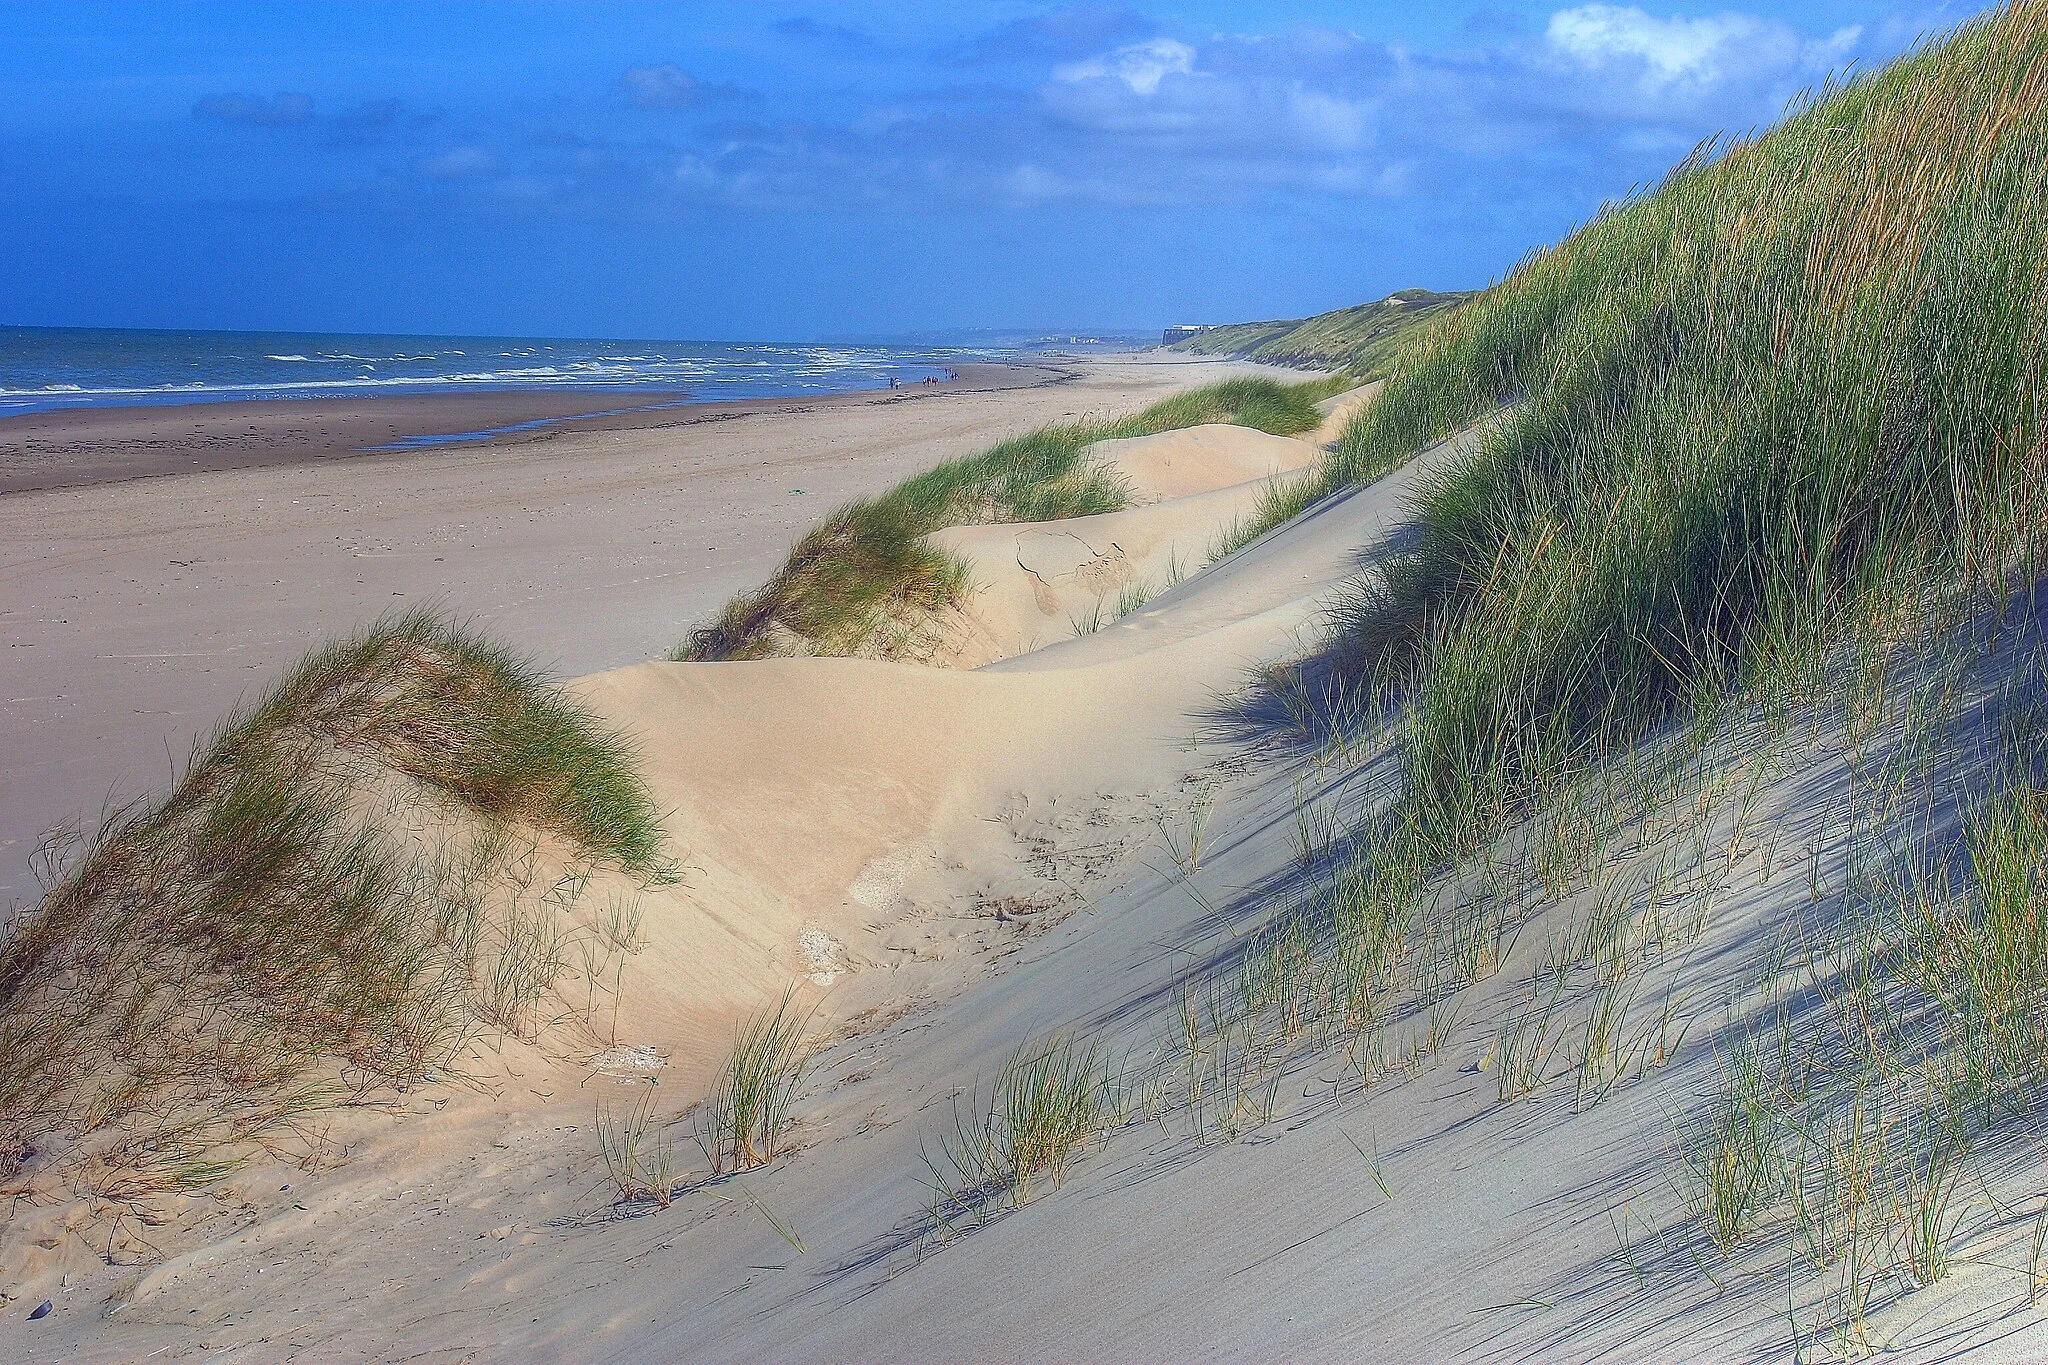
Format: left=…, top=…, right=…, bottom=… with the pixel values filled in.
left=0, top=359, right=937, bottom=399
left=0, top=330, right=985, bottom=414
left=0, top=374, right=608, bottom=398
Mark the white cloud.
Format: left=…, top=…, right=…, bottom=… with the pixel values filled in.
left=1545, top=5, right=1858, bottom=90
left=1054, top=38, right=1196, bottom=96
left=1811, top=24, right=1865, bottom=66
left=346, top=8, right=1887, bottom=220
left=1548, top=6, right=1759, bottom=85
left=620, top=64, right=706, bottom=110
left=423, top=146, right=501, bottom=180
left=1287, top=88, right=1372, bottom=153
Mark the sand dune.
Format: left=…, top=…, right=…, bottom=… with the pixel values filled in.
left=1307, top=376, right=1382, bottom=446
left=557, top=404, right=1433, bottom=1107
left=15, top=4, right=2048, bottom=1349
left=929, top=478, right=1274, bottom=664
left=0, top=354, right=1279, bottom=905
left=0, top=375, right=1427, bottom=1353
left=16, top=2, right=2048, bottom=1358
left=10, top=373, right=2042, bottom=1363
left=0, top=366, right=1474, bottom=1358
left=1083, top=422, right=1320, bottom=502
left=921, top=387, right=1379, bottom=666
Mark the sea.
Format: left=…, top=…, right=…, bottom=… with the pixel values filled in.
left=0, top=325, right=1020, bottom=419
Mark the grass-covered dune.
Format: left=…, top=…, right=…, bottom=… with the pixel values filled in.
left=1182, top=3, right=2048, bottom=1328
left=1270, top=0, right=2048, bottom=860
left=1166, top=288, right=1474, bottom=373
left=681, top=376, right=1341, bottom=661
left=0, top=611, right=665, bottom=1191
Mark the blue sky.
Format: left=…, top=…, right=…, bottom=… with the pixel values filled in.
left=0, top=1, right=1986, bottom=340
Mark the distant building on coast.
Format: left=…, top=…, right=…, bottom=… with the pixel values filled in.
left=1161, top=325, right=1212, bottom=346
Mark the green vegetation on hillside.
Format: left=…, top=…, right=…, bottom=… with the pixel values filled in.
left=681, top=376, right=1340, bottom=661
left=1196, top=0, right=2048, bottom=1328
left=1315, top=2, right=2048, bottom=858
left=1, top=611, right=665, bottom=1185
left=1167, top=289, right=1474, bottom=373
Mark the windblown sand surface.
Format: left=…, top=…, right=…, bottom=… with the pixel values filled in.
left=0, top=355, right=1271, bottom=903
left=7, top=379, right=2046, bottom=1362
left=924, top=386, right=1374, bottom=665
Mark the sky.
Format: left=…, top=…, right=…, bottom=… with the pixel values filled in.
left=0, top=1, right=1990, bottom=341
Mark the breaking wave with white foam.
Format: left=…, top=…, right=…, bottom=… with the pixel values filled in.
left=0, top=326, right=1006, bottom=417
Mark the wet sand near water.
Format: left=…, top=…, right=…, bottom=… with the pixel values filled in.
left=0, top=362, right=1044, bottom=495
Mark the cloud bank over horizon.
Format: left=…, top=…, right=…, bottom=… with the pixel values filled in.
left=0, top=1, right=1980, bottom=338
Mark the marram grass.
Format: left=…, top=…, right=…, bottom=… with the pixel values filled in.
left=681, top=376, right=1340, bottom=661
left=0, top=610, right=664, bottom=1175
left=1307, top=0, right=2048, bottom=861
left=892, top=2, right=2048, bottom=1308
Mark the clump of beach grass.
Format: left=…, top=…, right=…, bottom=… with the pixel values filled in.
left=680, top=377, right=1340, bottom=661
left=698, top=987, right=814, bottom=1174
left=1205, top=472, right=1321, bottom=565
left=1597, top=612, right=2048, bottom=1350
left=895, top=5, right=2048, bottom=1304
left=1244, top=10, right=2048, bottom=1314
left=595, top=992, right=815, bottom=1207
left=0, top=609, right=665, bottom=1197
left=598, top=1082, right=681, bottom=1208
left=919, top=1033, right=1117, bottom=1236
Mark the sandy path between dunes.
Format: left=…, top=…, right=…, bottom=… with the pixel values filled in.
left=0, top=355, right=1280, bottom=903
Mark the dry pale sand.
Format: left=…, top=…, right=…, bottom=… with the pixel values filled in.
left=915, top=386, right=1381, bottom=667
left=0, top=354, right=1277, bottom=905
left=8, top=380, right=2047, bottom=1362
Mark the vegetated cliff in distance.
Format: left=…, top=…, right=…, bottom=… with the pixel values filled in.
left=1166, top=289, right=1475, bottom=374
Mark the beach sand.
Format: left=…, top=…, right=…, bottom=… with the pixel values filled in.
left=0, top=362, right=1044, bottom=496
left=5, top=382, right=2041, bottom=1363
left=0, top=355, right=1277, bottom=903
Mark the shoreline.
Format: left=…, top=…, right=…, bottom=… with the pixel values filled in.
left=0, top=360, right=1070, bottom=496
left=0, top=353, right=1282, bottom=903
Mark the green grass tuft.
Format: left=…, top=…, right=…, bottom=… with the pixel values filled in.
left=919, top=1033, right=1117, bottom=1233
left=237, top=609, right=664, bottom=870
left=681, top=377, right=1338, bottom=661
left=698, top=987, right=814, bottom=1173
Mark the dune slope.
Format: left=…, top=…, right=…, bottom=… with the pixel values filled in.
left=30, top=399, right=2043, bottom=1362
left=0, top=388, right=1461, bottom=1357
